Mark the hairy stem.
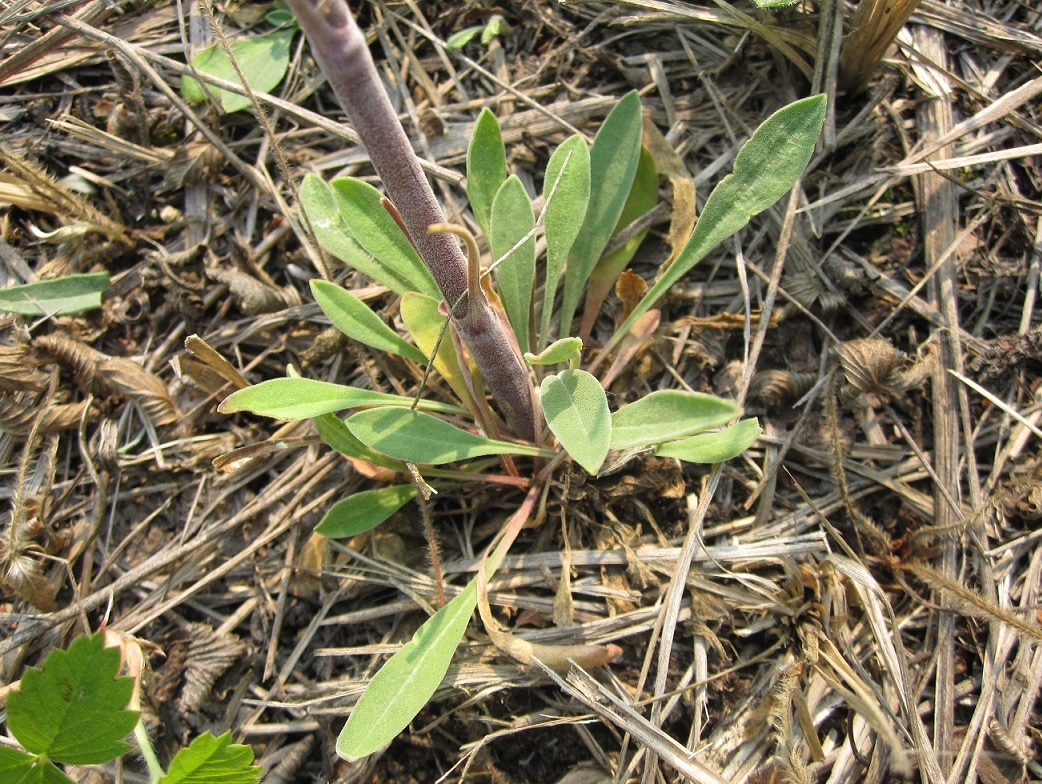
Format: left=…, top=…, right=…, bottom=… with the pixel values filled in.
left=286, top=0, right=536, bottom=440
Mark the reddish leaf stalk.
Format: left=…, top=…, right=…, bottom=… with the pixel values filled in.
left=287, top=0, right=536, bottom=440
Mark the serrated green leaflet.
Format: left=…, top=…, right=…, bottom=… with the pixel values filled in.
left=181, top=28, right=295, bottom=114
left=337, top=579, right=478, bottom=759
left=466, top=108, right=507, bottom=237
left=610, top=390, right=742, bottom=450
left=311, top=280, right=428, bottom=364
left=559, top=90, right=642, bottom=336
left=219, top=378, right=461, bottom=420
left=610, top=95, right=826, bottom=355
left=316, top=485, right=418, bottom=538
left=524, top=337, right=582, bottom=366
left=300, top=175, right=415, bottom=293
left=6, top=633, right=137, bottom=765
left=0, top=746, right=42, bottom=783
left=4, top=758, right=73, bottom=784
left=330, top=178, right=439, bottom=297
left=345, top=407, right=549, bottom=464
left=490, top=175, right=536, bottom=354
left=541, top=135, right=590, bottom=347
left=0, top=272, right=110, bottom=316
left=314, top=413, right=404, bottom=470
left=656, top=418, right=762, bottom=463
left=158, top=732, right=260, bottom=784
left=541, top=369, right=611, bottom=475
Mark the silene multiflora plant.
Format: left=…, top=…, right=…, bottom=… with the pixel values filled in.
left=214, top=0, right=826, bottom=761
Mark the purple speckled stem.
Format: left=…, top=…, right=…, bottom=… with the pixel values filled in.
left=287, top=0, right=535, bottom=440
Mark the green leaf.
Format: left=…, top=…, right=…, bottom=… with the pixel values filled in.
left=524, top=337, right=582, bottom=366
left=158, top=732, right=261, bottom=784
left=311, top=280, right=428, bottom=365
left=330, top=178, right=439, bottom=297
left=6, top=633, right=138, bottom=765
left=540, top=369, right=611, bottom=475
left=316, top=485, right=418, bottom=538
left=0, top=753, right=73, bottom=784
left=300, top=175, right=416, bottom=294
left=611, top=95, right=826, bottom=353
left=481, top=15, right=511, bottom=43
left=541, top=135, right=590, bottom=346
left=446, top=25, right=483, bottom=49
left=0, top=272, right=110, bottom=316
left=219, top=378, right=460, bottom=420
left=580, top=145, right=658, bottom=339
left=656, top=418, right=762, bottom=463
left=0, top=746, right=40, bottom=783
left=314, top=413, right=404, bottom=470
left=489, top=175, right=536, bottom=354
left=610, top=390, right=742, bottom=451
left=181, top=28, right=295, bottom=114
left=559, top=91, right=643, bottom=335
left=345, top=407, right=548, bottom=464
left=466, top=109, right=508, bottom=238
left=338, top=583, right=479, bottom=760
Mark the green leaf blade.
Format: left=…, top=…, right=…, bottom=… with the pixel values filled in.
left=614, top=95, right=826, bottom=349
left=311, top=280, right=427, bottom=364
left=181, top=28, right=295, bottom=114
left=559, top=91, right=643, bottom=335
left=655, top=418, right=762, bottom=463
left=610, top=390, right=742, bottom=451
left=540, top=135, right=590, bottom=346
left=0, top=272, right=110, bottom=316
left=540, top=370, right=611, bottom=475
left=6, top=634, right=138, bottom=765
left=158, top=732, right=261, bottom=784
left=316, top=485, right=418, bottom=538
left=330, top=178, right=439, bottom=297
left=314, top=413, right=404, bottom=470
left=466, top=109, right=508, bottom=238
left=345, top=407, right=547, bottom=464
left=489, top=175, right=536, bottom=354
left=219, top=378, right=460, bottom=420
left=338, top=581, right=478, bottom=760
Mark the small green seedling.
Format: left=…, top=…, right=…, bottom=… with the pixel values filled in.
left=445, top=14, right=511, bottom=50
left=2, top=632, right=261, bottom=784
left=182, top=7, right=297, bottom=114
left=220, top=0, right=826, bottom=762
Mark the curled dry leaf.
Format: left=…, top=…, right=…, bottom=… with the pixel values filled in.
left=0, top=343, right=44, bottom=392
left=0, top=395, right=91, bottom=437
left=836, top=337, right=931, bottom=403
left=99, top=357, right=178, bottom=428
left=178, top=623, right=246, bottom=718
left=207, top=267, right=300, bottom=314
left=748, top=369, right=818, bottom=410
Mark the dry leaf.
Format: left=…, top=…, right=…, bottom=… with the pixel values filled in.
left=643, top=113, right=695, bottom=269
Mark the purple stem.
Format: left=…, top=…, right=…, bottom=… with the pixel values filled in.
left=287, top=0, right=536, bottom=441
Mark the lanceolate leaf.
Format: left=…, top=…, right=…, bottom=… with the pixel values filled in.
left=182, top=28, right=295, bottom=114
left=399, top=292, right=479, bottom=413
left=311, top=280, right=427, bottom=364
left=337, top=580, right=479, bottom=760
left=541, top=370, right=611, bottom=475
left=610, top=95, right=826, bottom=354
left=656, top=418, right=762, bottom=463
left=316, top=485, right=418, bottom=538
left=345, top=407, right=548, bottom=464
left=466, top=108, right=508, bottom=238
left=559, top=91, right=643, bottom=336
left=314, top=413, right=404, bottom=470
left=489, top=175, right=536, bottom=354
left=330, top=178, right=439, bottom=297
left=158, top=732, right=261, bottom=784
left=610, top=390, right=742, bottom=451
left=6, top=633, right=138, bottom=765
left=0, top=272, right=110, bottom=316
left=219, top=378, right=461, bottom=420
left=579, top=145, right=657, bottom=341
left=540, top=135, right=590, bottom=347
left=301, top=174, right=415, bottom=294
